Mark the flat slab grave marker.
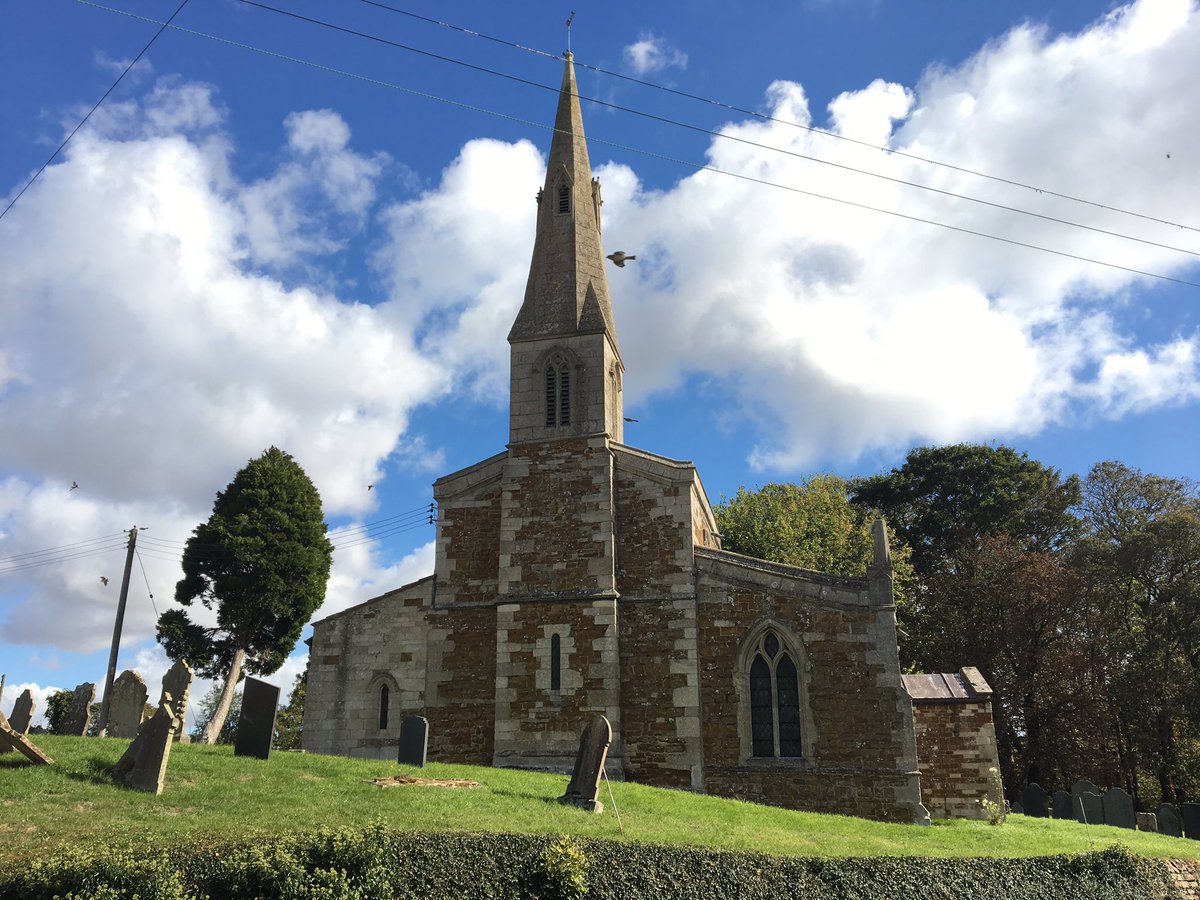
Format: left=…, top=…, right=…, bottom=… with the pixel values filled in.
left=559, top=714, right=612, bottom=813
left=1021, top=783, right=1048, bottom=818
left=1137, top=812, right=1158, bottom=833
left=0, top=690, right=35, bottom=755
left=234, top=677, right=279, bottom=760
left=1103, top=786, right=1136, bottom=829
left=62, top=682, right=96, bottom=736
left=108, top=670, right=148, bottom=738
left=1051, top=790, right=1073, bottom=820
left=1159, top=803, right=1183, bottom=838
left=1074, top=792, right=1104, bottom=826
left=0, top=707, right=53, bottom=765
left=111, top=696, right=178, bottom=794
left=161, top=660, right=194, bottom=743
left=397, top=716, right=429, bottom=767
left=1182, top=803, right=1200, bottom=840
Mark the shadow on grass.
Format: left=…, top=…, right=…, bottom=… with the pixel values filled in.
left=489, top=788, right=568, bottom=806
left=58, top=755, right=120, bottom=786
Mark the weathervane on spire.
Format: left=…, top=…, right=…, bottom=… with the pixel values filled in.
left=566, top=11, right=576, bottom=55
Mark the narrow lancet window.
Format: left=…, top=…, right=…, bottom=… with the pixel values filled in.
left=378, top=684, right=390, bottom=731
left=550, top=633, right=562, bottom=691
left=557, top=183, right=570, bottom=214
left=545, top=356, right=571, bottom=427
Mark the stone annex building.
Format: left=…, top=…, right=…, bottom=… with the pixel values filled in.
left=304, top=54, right=999, bottom=824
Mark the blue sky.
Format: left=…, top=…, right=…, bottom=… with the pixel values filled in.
left=2, top=0, right=1198, bottom=725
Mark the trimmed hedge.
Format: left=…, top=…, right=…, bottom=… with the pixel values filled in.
left=0, top=826, right=1181, bottom=900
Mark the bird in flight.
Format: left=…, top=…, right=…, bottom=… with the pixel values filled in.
left=100, top=576, right=109, bottom=586
left=607, top=251, right=636, bottom=268
left=69, top=481, right=79, bottom=491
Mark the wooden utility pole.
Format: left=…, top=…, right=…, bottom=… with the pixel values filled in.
left=96, top=526, right=138, bottom=736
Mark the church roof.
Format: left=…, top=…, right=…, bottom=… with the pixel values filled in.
left=903, top=667, right=994, bottom=702
left=508, top=52, right=619, bottom=354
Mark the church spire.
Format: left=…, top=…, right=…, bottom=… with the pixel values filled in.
left=508, top=52, right=619, bottom=351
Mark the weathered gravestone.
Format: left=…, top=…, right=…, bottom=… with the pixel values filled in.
left=61, top=682, right=96, bottom=736
left=1137, top=812, right=1158, bottom=833
left=234, top=677, right=279, bottom=760
left=1011, top=802, right=1023, bottom=814
left=0, top=707, right=53, bottom=765
left=559, top=714, right=612, bottom=813
left=1071, top=778, right=1101, bottom=800
left=397, top=716, right=429, bottom=767
left=108, top=670, right=148, bottom=738
left=1051, top=790, right=1073, bottom=819
left=111, top=696, right=178, bottom=794
left=1182, top=803, right=1200, bottom=840
left=0, top=690, right=35, bottom=755
left=1103, top=786, right=1136, bottom=829
left=1159, top=803, right=1183, bottom=838
left=1021, top=783, right=1048, bottom=818
left=161, top=660, right=193, bottom=743
left=1074, top=792, right=1104, bottom=826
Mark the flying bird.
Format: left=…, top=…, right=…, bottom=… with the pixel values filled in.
left=100, top=576, right=109, bottom=586
left=367, top=484, right=374, bottom=492
left=623, top=417, right=638, bottom=423
left=69, top=481, right=79, bottom=491
left=606, top=251, right=636, bottom=268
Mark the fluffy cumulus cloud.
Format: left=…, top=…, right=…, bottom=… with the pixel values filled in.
left=383, top=0, right=1200, bottom=469
left=623, top=33, right=689, bottom=76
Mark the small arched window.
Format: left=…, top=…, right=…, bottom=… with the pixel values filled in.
left=545, top=355, right=571, bottom=427
left=378, top=684, right=390, bottom=731
left=557, top=183, right=571, bottom=215
left=550, top=633, right=562, bottom=691
left=748, top=629, right=801, bottom=758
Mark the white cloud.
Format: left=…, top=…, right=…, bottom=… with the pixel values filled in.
left=623, top=34, right=689, bottom=76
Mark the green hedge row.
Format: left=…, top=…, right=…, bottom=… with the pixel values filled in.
left=0, top=826, right=1181, bottom=900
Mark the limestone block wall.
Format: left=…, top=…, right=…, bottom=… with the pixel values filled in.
left=509, top=333, right=622, bottom=444
left=910, top=699, right=1001, bottom=820
left=303, top=578, right=432, bottom=757
left=492, top=598, right=621, bottom=770
left=498, top=437, right=616, bottom=598
left=424, top=605, right=497, bottom=765
left=693, top=549, right=928, bottom=824
left=433, top=453, right=505, bottom=604
left=618, top=598, right=703, bottom=789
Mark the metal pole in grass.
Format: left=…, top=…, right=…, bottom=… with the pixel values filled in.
left=1078, top=798, right=1094, bottom=850
left=602, top=768, right=624, bottom=834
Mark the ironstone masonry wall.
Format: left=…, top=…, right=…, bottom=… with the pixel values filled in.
left=909, top=697, right=1001, bottom=820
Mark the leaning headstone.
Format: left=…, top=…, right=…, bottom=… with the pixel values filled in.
left=1071, top=778, right=1101, bottom=800
left=0, top=708, right=54, bottom=765
left=61, top=682, right=96, bottom=736
left=0, top=690, right=35, bottom=755
left=234, top=677, right=280, bottom=760
left=160, top=660, right=194, bottom=743
left=559, top=714, right=612, bottom=813
left=1103, top=787, right=1136, bottom=829
left=1137, top=812, right=1158, bottom=833
left=1021, top=783, right=1048, bottom=818
left=1159, top=803, right=1183, bottom=838
left=1051, top=790, right=1073, bottom=819
left=1181, top=803, right=1200, bottom=840
left=107, top=670, right=148, bottom=738
left=111, top=696, right=178, bottom=794
left=1075, top=792, right=1104, bottom=826
left=397, top=716, right=429, bottom=767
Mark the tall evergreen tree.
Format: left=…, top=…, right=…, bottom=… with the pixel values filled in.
left=156, top=447, right=333, bottom=745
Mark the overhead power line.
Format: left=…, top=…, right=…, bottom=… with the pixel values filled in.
left=354, top=0, right=1200, bottom=237
left=69, top=1, right=1200, bottom=290
left=0, top=0, right=191, bottom=223
left=234, top=0, right=1200, bottom=261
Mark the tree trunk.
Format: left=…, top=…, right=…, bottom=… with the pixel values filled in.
left=201, top=647, right=246, bottom=745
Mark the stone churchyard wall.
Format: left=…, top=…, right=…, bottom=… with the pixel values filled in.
left=693, top=548, right=928, bottom=824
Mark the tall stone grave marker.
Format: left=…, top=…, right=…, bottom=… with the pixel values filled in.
left=1074, top=792, right=1104, bottom=826
left=0, top=690, right=35, bottom=755
left=1181, top=803, right=1200, bottom=840
left=559, top=714, right=612, bottom=813
left=1103, top=786, right=1136, bottom=829
left=0, top=708, right=53, bottom=765
left=108, top=670, right=149, bottom=738
left=1021, top=783, right=1048, bottom=818
left=160, top=660, right=193, bottom=743
left=1051, top=790, right=1073, bottom=820
left=1159, top=803, right=1183, bottom=838
left=397, top=716, right=429, bottom=767
left=111, top=696, right=178, bottom=794
left=62, top=682, right=96, bottom=736
left=1071, top=778, right=1100, bottom=800
left=234, top=677, right=280, bottom=760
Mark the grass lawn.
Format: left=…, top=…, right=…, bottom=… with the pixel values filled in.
left=2, top=735, right=1197, bottom=865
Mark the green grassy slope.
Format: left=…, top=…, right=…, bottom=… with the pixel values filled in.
left=1, top=736, right=1196, bottom=865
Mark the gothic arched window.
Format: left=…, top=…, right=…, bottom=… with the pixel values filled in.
left=557, top=182, right=571, bottom=215
left=545, top=355, right=571, bottom=427
left=748, top=629, right=802, bottom=758
left=378, top=684, right=390, bottom=731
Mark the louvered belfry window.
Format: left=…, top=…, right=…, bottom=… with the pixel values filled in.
left=557, top=183, right=570, bottom=214
left=545, top=356, right=571, bottom=427
left=748, top=629, right=802, bottom=758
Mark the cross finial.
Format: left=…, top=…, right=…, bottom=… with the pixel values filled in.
left=565, top=11, right=576, bottom=54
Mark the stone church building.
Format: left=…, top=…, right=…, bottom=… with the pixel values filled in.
left=304, top=54, right=951, bottom=824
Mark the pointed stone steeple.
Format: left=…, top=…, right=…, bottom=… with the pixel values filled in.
left=508, top=52, right=619, bottom=350
left=507, top=52, right=624, bottom=445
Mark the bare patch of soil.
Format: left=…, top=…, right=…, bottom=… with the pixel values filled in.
left=369, top=775, right=480, bottom=789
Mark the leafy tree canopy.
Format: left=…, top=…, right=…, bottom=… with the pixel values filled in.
left=850, top=443, right=1081, bottom=577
